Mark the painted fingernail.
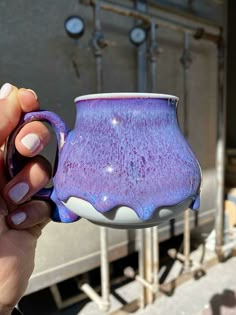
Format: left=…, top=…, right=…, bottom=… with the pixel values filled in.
left=0, top=83, right=12, bottom=99
left=8, top=182, right=29, bottom=203
left=21, top=133, right=41, bottom=153
left=11, top=212, right=27, bottom=225
left=27, top=89, right=38, bottom=100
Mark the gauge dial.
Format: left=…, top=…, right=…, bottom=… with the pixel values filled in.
left=129, top=26, right=147, bottom=46
left=64, top=16, right=85, bottom=39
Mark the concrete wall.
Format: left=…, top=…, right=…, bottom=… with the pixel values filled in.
left=0, top=1, right=221, bottom=293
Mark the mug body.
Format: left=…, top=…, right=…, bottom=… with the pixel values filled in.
left=52, top=93, right=201, bottom=228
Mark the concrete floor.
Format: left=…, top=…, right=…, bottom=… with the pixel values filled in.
left=19, top=255, right=236, bottom=315
left=73, top=256, right=236, bottom=315
left=19, top=238, right=236, bottom=315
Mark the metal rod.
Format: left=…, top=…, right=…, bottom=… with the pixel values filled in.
left=100, top=226, right=110, bottom=311
left=136, top=0, right=147, bottom=92
left=94, top=2, right=110, bottom=307
left=135, top=0, right=148, bottom=307
left=82, top=2, right=110, bottom=311
left=148, top=19, right=160, bottom=298
left=149, top=19, right=158, bottom=93
left=180, top=31, right=192, bottom=271
left=152, top=226, right=159, bottom=297
left=137, top=42, right=147, bottom=92
left=138, top=229, right=146, bottom=309
left=136, top=275, right=158, bottom=293
left=215, top=32, right=226, bottom=259
left=81, top=283, right=107, bottom=310
left=82, top=0, right=221, bottom=43
left=92, top=1, right=104, bottom=93
left=145, top=227, right=153, bottom=304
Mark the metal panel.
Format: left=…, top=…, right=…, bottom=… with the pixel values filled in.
left=0, top=0, right=220, bottom=294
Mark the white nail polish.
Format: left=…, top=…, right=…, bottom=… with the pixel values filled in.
left=21, top=133, right=41, bottom=153
left=11, top=212, right=27, bottom=225
left=27, top=89, right=38, bottom=100
left=0, top=83, right=12, bottom=99
left=8, top=182, right=29, bottom=203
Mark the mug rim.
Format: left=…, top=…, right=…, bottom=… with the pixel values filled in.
left=74, top=92, right=179, bottom=102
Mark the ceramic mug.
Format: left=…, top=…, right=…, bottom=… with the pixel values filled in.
left=5, top=93, right=201, bottom=229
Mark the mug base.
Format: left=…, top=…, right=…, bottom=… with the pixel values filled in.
left=62, top=196, right=194, bottom=229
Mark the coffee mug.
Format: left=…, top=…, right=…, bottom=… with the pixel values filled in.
left=5, top=93, right=201, bottom=229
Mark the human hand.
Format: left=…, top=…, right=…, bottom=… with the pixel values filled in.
left=0, top=84, right=52, bottom=314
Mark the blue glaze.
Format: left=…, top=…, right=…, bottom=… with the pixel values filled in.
left=53, top=96, right=201, bottom=221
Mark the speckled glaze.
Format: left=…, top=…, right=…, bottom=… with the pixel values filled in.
left=5, top=93, right=201, bottom=227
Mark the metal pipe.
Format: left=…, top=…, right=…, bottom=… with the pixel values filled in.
left=137, top=41, right=147, bottom=92
left=152, top=226, right=159, bottom=297
left=148, top=19, right=160, bottom=298
left=180, top=31, right=192, bottom=138
left=145, top=227, right=153, bottom=304
left=135, top=0, right=148, bottom=308
left=149, top=19, right=158, bottom=92
left=92, top=1, right=106, bottom=93
left=138, top=229, right=146, bottom=309
left=135, top=275, right=158, bottom=293
left=81, top=0, right=221, bottom=43
left=81, top=2, right=110, bottom=311
left=180, top=31, right=192, bottom=271
left=94, top=2, right=110, bottom=307
left=100, top=226, right=110, bottom=311
left=214, top=32, right=226, bottom=259
left=81, top=283, right=108, bottom=310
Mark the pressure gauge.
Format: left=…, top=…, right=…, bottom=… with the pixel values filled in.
left=129, top=26, right=147, bottom=46
left=64, top=16, right=85, bottom=39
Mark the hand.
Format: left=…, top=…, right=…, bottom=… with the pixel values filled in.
left=0, top=84, right=52, bottom=314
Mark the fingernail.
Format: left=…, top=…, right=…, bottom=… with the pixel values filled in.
left=11, top=212, right=27, bottom=225
left=27, top=89, right=38, bottom=100
left=0, top=83, right=12, bottom=99
left=8, top=182, right=29, bottom=203
left=21, top=133, right=41, bottom=153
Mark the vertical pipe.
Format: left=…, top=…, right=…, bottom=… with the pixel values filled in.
left=145, top=227, right=153, bottom=304
left=93, top=1, right=103, bottom=93
left=93, top=2, right=110, bottom=309
left=100, top=226, right=110, bottom=310
left=152, top=226, right=159, bottom=297
left=138, top=229, right=145, bottom=309
left=180, top=31, right=192, bottom=270
left=182, top=32, right=190, bottom=138
left=215, top=31, right=226, bottom=259
left=136, top=1, right=147, bottom=92
left=135, top=0, right=148, bottom=308
left=149, top=19, right=158, bottom=92
left=149, top=19, right=159, bottom=298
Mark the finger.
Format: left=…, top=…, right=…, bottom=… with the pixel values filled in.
left=18, top=88, right=39, bottom=112
left=15, top=121, right=51, bottom=157
left=0, top=195, right=8, bottom=216
left=0, top=84, right=38, bottom=146
left=3, top=156, right=51, bottom=206
left=6, top=200, right=51, bottom=232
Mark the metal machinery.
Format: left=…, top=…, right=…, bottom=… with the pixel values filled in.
left=20, top=0, right=229, bottom=312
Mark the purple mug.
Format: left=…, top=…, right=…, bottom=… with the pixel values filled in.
left=5, top=93, right=201, bottom=229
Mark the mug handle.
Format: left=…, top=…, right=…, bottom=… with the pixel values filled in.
left=4, top=110, right=80, bottom=223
